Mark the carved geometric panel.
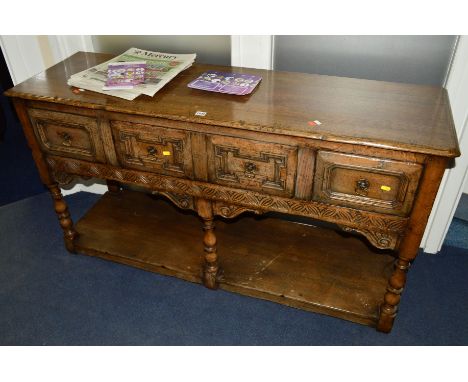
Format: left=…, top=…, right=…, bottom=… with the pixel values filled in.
left=28, top=108, right=106, bottom=163
left=207, top=135, right=298, bottom=197
left=313, top=151, right=422, bottom=217
left=111, top=120, right=193, bottom=179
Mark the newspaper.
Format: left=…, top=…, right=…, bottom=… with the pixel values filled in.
left=67, top=47, right=196, bottom=100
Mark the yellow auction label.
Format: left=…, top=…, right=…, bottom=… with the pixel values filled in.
left=381, top=185, right=391, bottom=191
left=162, top=151, right=171, bottom=156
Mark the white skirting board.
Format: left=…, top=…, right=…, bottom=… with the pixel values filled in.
left=61, top=179, right=108, bottom=196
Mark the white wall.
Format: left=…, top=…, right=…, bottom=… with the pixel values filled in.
left=274, top=35, right=457, bottom=86
left=93, top=35, right=231, bottom=66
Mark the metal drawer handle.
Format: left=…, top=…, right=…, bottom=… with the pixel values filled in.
left=355, top=178, right=370, bottom=196
left=147, top=146, right=157, bottom=155
left=57, top=131, right=72, bottom=146
left=244, top=162, right=257, bottom=178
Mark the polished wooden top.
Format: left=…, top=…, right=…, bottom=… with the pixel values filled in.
left=5, top=52, right=460, bottom=157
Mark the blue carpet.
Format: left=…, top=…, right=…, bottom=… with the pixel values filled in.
left=0, top=191, right=467, bottom=345
left=444, top=217, right=468, bottom=251
left=454, top=193, right=468, bottom=222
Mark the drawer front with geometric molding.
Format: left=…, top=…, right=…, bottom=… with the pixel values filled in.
left=28, top=108, right=106, bottom=162
left=111, top=120, right=193, bottom=179
left=207, top=135, right=298, bottom=197
left=313, top=151, right=423, bottom=216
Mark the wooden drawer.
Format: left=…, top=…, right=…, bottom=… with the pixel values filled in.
left=313, top=151, right=423, bottom=216
left=111, top=120, right=193, bottom=178
left=207, top=135, right=298, bottom=197
left=28, top=108, right=106, bottom=162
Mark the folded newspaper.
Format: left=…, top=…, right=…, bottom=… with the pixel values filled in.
left=67, top=47, right=196, bottom=100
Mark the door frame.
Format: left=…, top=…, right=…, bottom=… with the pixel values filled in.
left=0, top=35, right=94, bottom=85
left=420, top=35, right=468, bottom=253
left=231, top=35, right=274, bottom=69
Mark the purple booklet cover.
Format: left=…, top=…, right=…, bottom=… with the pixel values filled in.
left=187, top=71, right=262, bottom=95
left=103, top=61, right=146, bottom=90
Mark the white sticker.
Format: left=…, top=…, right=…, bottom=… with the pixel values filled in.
left=195, top=111, right=207, bottom=117
left=313, top=120, right=322, bottom=125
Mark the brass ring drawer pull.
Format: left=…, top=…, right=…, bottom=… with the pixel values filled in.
left=355, top=178, right=370, bottom=196
left=244, top=162, right=257, bottom=178
left=57, top=131, right=72, bottom=146
left=147, top=146, right=157, bottom=155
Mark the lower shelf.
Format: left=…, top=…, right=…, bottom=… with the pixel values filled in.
left=74, top=190, right=395, bottom=327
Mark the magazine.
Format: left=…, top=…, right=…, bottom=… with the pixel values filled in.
left=68, top=47, right=196, bottom=100
left=187, top=71, right=262, bottom=95
left=102, top=61, right=146, bottom=90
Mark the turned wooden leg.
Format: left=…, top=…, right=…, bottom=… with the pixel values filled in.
left=376, top=156, right=448, bottom=333
left=377, top=257, right=410, bottom=332
left=48, top=184, right=78, bottom=253
left=11, top=99, right=78, bottom=253
left=202, top=217, right=219, bottom=289
left=107, top=179, right=121, bottom=193
left=196, top=199, right=219, bottom=289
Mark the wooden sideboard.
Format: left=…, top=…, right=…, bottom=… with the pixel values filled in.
left=5, top=52, right=460, bottom=333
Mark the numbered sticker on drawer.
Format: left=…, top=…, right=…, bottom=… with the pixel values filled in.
left=380, top=185, right=392, bottom=192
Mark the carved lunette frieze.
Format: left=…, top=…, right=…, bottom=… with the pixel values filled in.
left=338, top=225, right=400, bottom=250
left=151, top=191, right=195, bottom=211
left=212, top=201, right=263, bottom=219
left=149, top=192, right=260, bottom=219
left=52, top=170, right=75, bottom=186
left=46, top=156, right=408, bottom=250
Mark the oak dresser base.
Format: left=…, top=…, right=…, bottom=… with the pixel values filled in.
left=5, top=51, right=460, bottom=334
